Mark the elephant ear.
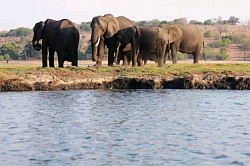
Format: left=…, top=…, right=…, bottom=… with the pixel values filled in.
left=124, top=26, right=137, bottom=43
left=33, top=21, right=45, bottom=41
left=168, top=26, right=182, bottom=43
left=104, top=14, right=119, bottom=38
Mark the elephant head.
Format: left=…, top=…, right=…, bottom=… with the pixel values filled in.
left=32, top=21, right=45, bottom=51
left=114, top=26, right=137, bottom=63
left=90, top=14, right=120, bottom=61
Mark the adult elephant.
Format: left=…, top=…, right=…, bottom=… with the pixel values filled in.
left=175, top=25, right=205, bottom=63
left=91, top=14, right=134, bottom=66
left=32, top=19, right=79, bottom=67
left=114, top=26, right=182, bottom=67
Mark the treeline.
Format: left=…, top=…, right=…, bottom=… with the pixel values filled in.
left=0, top=27, right=32, bottom=37
left=79, top=16, right=241, bottom=31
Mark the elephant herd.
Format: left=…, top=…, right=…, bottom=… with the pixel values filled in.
left=32, top=14, right=205, bottom=68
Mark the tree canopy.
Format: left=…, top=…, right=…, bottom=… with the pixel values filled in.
left=0, top=42, right=22, bottom=60
left=0, top=27, right=32, bottom=37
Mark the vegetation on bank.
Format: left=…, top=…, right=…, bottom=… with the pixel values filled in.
left=1, top=64, right=250, bottom=90
left=1, top=63, right=250, bottom=79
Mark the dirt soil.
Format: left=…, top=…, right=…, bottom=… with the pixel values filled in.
left=1, top=60, right=250, bottom=91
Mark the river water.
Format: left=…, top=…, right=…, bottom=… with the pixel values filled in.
left=0, top=90, right=249, bottom=166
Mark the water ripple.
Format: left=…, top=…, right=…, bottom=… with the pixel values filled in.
left=0, top=90, right=250, bottom=165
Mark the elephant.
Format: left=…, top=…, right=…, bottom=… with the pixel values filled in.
left=159, top=25, right=183, bottom=64
left=114, top=26, right=182, bottom=67
left=32, top=19, right=79, bottom=67
left=90, top=14, right=134, bottom=67
left=175, top=25, right=205, bottom=63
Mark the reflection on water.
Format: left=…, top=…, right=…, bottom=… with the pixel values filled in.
left=0, top=90, right=250, bottom=165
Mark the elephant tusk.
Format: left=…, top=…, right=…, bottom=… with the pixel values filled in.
left=117, top=43, right=121, bottom=51
left=94, top=36, right=100, bottom=47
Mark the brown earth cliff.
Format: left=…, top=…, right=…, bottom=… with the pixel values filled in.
left=1, top=62, right=250, bottom=91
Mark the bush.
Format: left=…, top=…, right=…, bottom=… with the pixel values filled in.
left=215, top=53, right=228, bottom=60
left=204, top=30, right=214, bottom=38
left=0, top=55, right=4, bottom=61
left=4, top=54, right=10, bottom=60
left=177, top=52, right=185, bottom=60
left=211, top=38, right=232, bottom=48
left=216, top=48, right=228, bottom=60
left=0, top=42, right=22, bottom=60
left=204, top=46, right=228, bottom=60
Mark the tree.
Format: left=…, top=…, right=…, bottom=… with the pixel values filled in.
left=80, top=22, right=91, bottom=32
left=22, top=43, right=41, bottom=59
left=160, top=20, right=168, bottom=25
left=174, top=18, right=188, bottom=25
left=4, top=54, right=10, bottom=60
left=189, top=20, right=203, bottom=25
left=150, top=19, right=161, bottom=26
left=1, top=27, right=32, bottom=37
left=0, top=42, right=22, bottom=60
left=204, top=19, right=213, bottom=25
left=240, top=38, right=250, bottom=60
left=214, top=17, right=228, bottom=37
left=137, top=19, right=161, bottom=26
left=228, top=16, right=240, bottom=25
left=241, top=18, right=250, bottom=32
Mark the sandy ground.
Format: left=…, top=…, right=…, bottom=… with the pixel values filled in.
left=0, top=59, right=250, bottom=67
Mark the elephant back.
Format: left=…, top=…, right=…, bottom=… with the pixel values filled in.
left=59, top=19, right=76, bottom=29
left=116, top=16, right=134, bottom=30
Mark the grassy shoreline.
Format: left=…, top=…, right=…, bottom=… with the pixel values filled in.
left=1, top=63, right=250, bottom=91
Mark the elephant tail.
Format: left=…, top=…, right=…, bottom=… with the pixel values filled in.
left=202, top=40, right=206, bottom=61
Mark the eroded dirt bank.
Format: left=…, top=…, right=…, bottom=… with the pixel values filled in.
left=1, top=71, right=250, bottom=91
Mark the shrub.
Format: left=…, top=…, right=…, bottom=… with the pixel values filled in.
left=177, top=52, right=185, bottom=60
left=204, top=30, right=214, bottom=38
left=0, top=55, right=4, bottom=61
left=4, top=54, right=10, bottom=60
left=203, top=46, right=228, bottom=60
left=215, top=53, right=228, bottom=60
left=211, top=38, right=232, bottom=48
left=215, top=48, right=228, bottom=60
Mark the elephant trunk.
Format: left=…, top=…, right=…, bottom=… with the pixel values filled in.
left=32, top=40, right=42, bottom=51
left=91, top=35, right=100, bottom=62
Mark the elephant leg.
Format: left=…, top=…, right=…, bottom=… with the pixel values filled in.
left=132, top=48, right=140, bottom=67
left=57, top=52, right=65, bottom=68
left=108, top=43, right=115, bottom=66
left=158, top=47, right=166, bottom=67
left=171, top=44, right=178, bottom=64
left=42, top=44, right=48, bottom=67
left=71, top=49, right=78, bottom=67
left=94, top=38, right=105, bottom=67
left=123, top=54, right=129, bottom=66
left=127, top=51, right=132, bottom=65
left=157, top=55, right=164, bottom=67
left=137, top=53, right=143, bottom=66
left=193, top=46, right=202, bottom=63
left=49, top=49, right=55, bottom=67
left=116, top=57, right=121, bottom=65
left=117, top=52, right=123, bottom=66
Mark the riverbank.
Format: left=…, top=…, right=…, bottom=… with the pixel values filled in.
left=0, top=63, right=250, bottom=91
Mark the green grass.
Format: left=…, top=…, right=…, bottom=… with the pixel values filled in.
left=1, top=63, right=250, bottom=79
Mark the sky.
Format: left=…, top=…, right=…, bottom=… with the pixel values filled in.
left=0, top=0, right=249, bottom=31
